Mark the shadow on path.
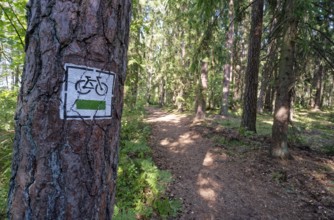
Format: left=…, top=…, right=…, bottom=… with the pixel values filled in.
left=145, top=107, right=330, bottom=220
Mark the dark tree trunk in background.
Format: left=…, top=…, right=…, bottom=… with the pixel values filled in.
left=14, top=66, right=20, bottom=87
left=176, top=35, right=187, bottom=112
left=312, top=64, right=324, bottom=110
left=220, top=0, right=234, bottom=116
left=240, top=0, right=264, bottom=132
left=271, top=0, right=298, bottom=159
left=8, top=0, right=131, bottom=219
left=195, top=61, right=208, bottom=119
left=264, top=83, right=275, bottom=112
left=257, top=18, right=278, bottom=113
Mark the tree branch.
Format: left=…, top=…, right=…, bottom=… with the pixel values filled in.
left=0, top=3, right=25, bottom=48
left=7, top=1, right=26, bottom=32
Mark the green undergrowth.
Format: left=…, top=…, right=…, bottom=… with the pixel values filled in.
left=114, top=105, right=181, bottom=219
left=0, top=89, right=17, bottom=218
left=292, top=110, right=334, bottom=153
left=207, top=108, right=334, bottom=155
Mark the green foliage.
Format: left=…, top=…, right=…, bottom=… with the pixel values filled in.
left=0, top=89, right=17, bottom=130
left=239, top=127, right=256, bottom=137
left=0, top=89, right=17, bottom=218
left=114, top=105, right=180, bottom=219
left=153, top=198, right=182, bottom=219
left=0, top=131, right=13, bottom=218
left=0, top=0, right=26, bottom=89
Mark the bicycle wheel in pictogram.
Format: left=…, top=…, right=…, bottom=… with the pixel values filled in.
left=95, top=83, right=108, bottom=96
left=75, top=80, right=91, bottom=94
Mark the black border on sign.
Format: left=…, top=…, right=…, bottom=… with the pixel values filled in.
left=63, top=65, right=116, bottom=120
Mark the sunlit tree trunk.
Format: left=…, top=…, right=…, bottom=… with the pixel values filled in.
left=240, top=0, right=264, bottom=132
left=220, top=0, right=234, bottom=116
left=195, top=61, right=208, bottom=119
left=271, top=0, right=298, bottom=159
left=8, top=0, right=131, bottom=218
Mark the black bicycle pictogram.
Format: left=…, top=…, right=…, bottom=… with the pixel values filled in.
left=75, top=76, right=108, bottom=96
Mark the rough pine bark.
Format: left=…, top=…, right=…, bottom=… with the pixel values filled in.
left=8, top=0, right=131, bottom=219
left=240, top=0, right=264, bottom=132
left=271, top=0, right=298, bottom=159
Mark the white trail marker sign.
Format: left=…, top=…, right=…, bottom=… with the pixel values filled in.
left=60, top=63, right=115, bottom=120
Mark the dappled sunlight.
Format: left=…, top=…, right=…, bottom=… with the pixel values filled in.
left=311, top=171, right=334, bottom=194
left=196, top=150, right=229, bottom=208
left=197, top=173, right=219, bottom=204
left=275, top=106, right=289, bottom=121
left=202, top=152, right=214, bottom=166
left=159, top=131, right=201, bottom=153
left=293, top=155, right=305, bottom=161
left=146, top=113, right=183, bottom=124
left=259, top=119, right=273, bottom=125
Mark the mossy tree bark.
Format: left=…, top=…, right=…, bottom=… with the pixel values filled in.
left=8, top=0, right=131, bottom=219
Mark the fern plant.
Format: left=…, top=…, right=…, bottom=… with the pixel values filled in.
left=114, top=106, right=181, bottom=219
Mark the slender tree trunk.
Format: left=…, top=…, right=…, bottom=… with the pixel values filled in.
left=8, top=0, right=131, bottom=219
left=14, top=66, right=20, bottom=87
left=264, top=84, right=274, bottom=112
left=195, top=61, right=208, bottom=119
left=328, top=75, right=334, bottom=107
left=220, top=0, right=234, bottom=116
left=257, top=19, right=278, bottom=113
left=271, top=0, right=298, bottom=159
left=176, top=34, right=187, bottom=112
left=130, top=24, right=141, bottom=107
left=159, top=77, right=165, bottom=107
left=130, top=65, right=139, bottom=107
left=240, top=0, right=264, bottom=132
left=313, top=64, right=324, bottom=110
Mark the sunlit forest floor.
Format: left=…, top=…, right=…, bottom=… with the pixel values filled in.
left=146, top=107, right=334, bottom=219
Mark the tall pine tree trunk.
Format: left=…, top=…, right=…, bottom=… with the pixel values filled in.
left=271, top=0, right=298, bottom=159
left=240, top=0, right=264, bottom=132
left=8, top=0, right=131, bottom=219
left=220, top=0, right=234, bottom=116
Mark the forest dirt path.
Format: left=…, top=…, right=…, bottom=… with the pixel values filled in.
left=145, top=107, right=334, bottom=220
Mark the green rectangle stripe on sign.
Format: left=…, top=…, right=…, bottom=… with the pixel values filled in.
left=76, top=99, right=106, bottom=110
